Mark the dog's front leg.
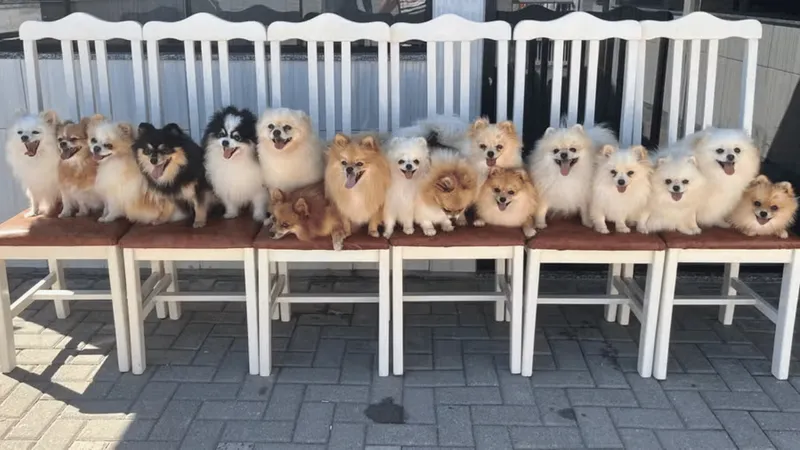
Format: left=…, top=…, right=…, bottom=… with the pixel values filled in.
left=534, top=201, right=548, bottom=229
left=522, top=216, right=537, bottom=238
left=59, top=192, right=75, bottom=218
left=25, top=189, right=39, bottom=217
left=420, top=220, right=436, bottom=236
left=589, top=203, right=609, bottom=234
left=368, top=206, right=383, bottom=238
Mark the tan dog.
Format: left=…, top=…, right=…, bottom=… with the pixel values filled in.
left=56, top=115, right=104, bottom=217
left=270, top=182, right=348, bottom=250
left=415, top=150, right=478, bottom=236
left=466, top=118, right=523, bottom=181
left=474, top=167, right=538, bottom=237
left=729, top=175, right=797, bottom=238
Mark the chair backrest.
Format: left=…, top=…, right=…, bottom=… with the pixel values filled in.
left=19, top=12, right=145, bottom=121
left=512, top=12, right=641, bottom=146
left=638, top=11, right=762, bottom=145
left=142, top=13, right=267, bottom=141
left=268, top=14, right=390, bottom=140
left=390, top=14, right=512, bottom=130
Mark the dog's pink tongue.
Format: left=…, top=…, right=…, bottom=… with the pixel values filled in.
left=498, top=202, right=507, bottom=211
left=617, top=185, right=627, bottom=193
left=151, top=163, right=167, bottom=179
left=721, top=162, right=735, bottom=175
left=671, top=192, right=683, bottom=201
left=559, top=161, right=571, bottom=176
left=223, top=147, right=237, bottom=159
left=757, top=217, right=771, bottom=225
left=486, top=158, right=496, bottom=167
left=274, top=140, right=286, bottom=150
left=403, top=170, right=414, bottom=180
left=24, top=141, right=39, bottom=157
left=345, top=172, right=358, bottom=189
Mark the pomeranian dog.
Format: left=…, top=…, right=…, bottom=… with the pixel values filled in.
left=6, top=111, right=61, bottom=217
left=637, top=153, right=706, bottom=235
left=529, top=123, right=618, bottom=228
left=729, top=175, right=797, bottom=238
left=684, top=128, right=761, bottom=228
left=393, top=114, right=470, bottom=152
left=270, top=182, right=348, bottom=250
left=89, top=119, right=180, bottom=224
left=474, top=167, right=537, bottom=237
left=589, top=145, right=652, bottom=233
left=465, top=118, right=523, bottom=180
left=415, top=150, right=478, bottom=236
left=382, top=136, right=431, bottom=238
left=325, top=133, right=391, bottom=237
left=56, top=116, right=104, bottom=217
left=135, top=123, right=212, bottom=228
left=257, top=108, right=325, bottom=204
left=203, top=106, right=268, bottom=222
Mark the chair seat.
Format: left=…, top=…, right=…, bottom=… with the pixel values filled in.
left=119, top=216, right=261, bottom=249
left=527, top=219, right=666, bottom=251
left=660, top=227, right=800, bottom=250
left=389, top=225, right=526, bottom=247
left=0, top=211, right=132, bottom=247
left=254, top=228, right=389, bottom=250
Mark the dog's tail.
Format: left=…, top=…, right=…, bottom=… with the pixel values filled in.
left=394, top=115, right=469, bottom=151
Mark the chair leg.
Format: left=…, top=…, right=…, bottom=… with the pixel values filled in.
left=269, top=262, right=280, bottom=320
left=0, top=260, right=16, bottom=373
left=510, top=247, right=524, bottom=374
left=495, top=258, right=506, bottom=322
left=278, top=262, right=291, bottom=322
left=719, top=263, right=739, bottom=325
left=48, top=259, right=69, bottom=319
left=618, top=264, right=634, bottom=325
left=164, top=261, right=181, bottom=320
left=604, top=264, right=621, bottom=323
left=653, top=250, right=678, bottom=380
left=772, top=250, right=800, bottom=380
left=244, top=248, right=259, bottom=375
left=126, top=251, right=147, bottom=375
left=637, top=252, right=664, bottom=378
left=521, top=248, right=541, bottom=377
left=378, top=249, right=390, bottom=377
left=107, top=247, right=130, bottom=373
left=392, top=247, right=404, bottom=375
left=151, top=261, right=167, bottom=319
left=258, top=250, right=273, bottom=376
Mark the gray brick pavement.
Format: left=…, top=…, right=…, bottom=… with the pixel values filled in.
left=0, top=268, right=798, bottom=448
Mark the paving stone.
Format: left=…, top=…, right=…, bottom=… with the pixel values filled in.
left=60, top=400, right=134, bottom=420
left=751, top=411, right=800, bottom=431
left=264, top=384, right=305, bottom=421
left=328, top=423, right=365, bottom=450
left=333, top=403, right=370, bottom=424
left=574, top=406, right=623, bottom=448
left=509, top=426, right=584, bottom=449
left=702, top=391, right=779, bottom=411
left=196, top=401, right=267, bottom=420
left=403, top=388, right=436, bottom=424
left=303, top=384, right=368, bottom=403
left=567, top=388, right=638, bottom=407
left=586, top=354, right=629, bottom=388
left=173, top=382, right=238, bottom=401
left=715, top=410, right=774, bottom=449
left=550, top=340, right=588, bottom=371
left=497, top=372, right=535, bottom=405
left=220, top=421, right=294, bottom=442
left=473, top=425, right=513, bottom=450
left=6, top=401, right=64, bottom=439
left=756, top=376, right=800, bottom=412
left=666, top=391, right=722, bottom=429
left=152, top=366, right=216, bottom=383
left=179, top=420, right=224, bottom=450
left=292, top=402, right=334, bottom=443
left=435, top=387, right=502, bottom=405
left=766, top=430, right=800, bottom=450
left=471, top=405, right=540, bottom=426
left=464, top=354, right=499, bottom=386
left=656, top=430, right=736, bottom=450
left=365, top=424, right=438, bottom=446
left=434, top=340, right=463, bottom=370
left=148, top=400, right=200, bottom=441
left=404, top=370, right=464, bottom=388
left=192, top=337, right=233, bottom=366
left=78, top=419, right=154, bottom=441
left=30, top=419, right=84, bottom=450
left=618, top=429, right=663, bottom=449
left=436, top=405, right=473, bottom=446
left=311, top=339, right=345, bottom=368
left=530, top=370, right=595, bottom=388
left=276, top=368, right=340, bottom=384
left=709, top=358, right=761, bottom=391
left=671, top=344, right=715, bottom=373
left=659, top=374, right=729, bottom=391
left=534, top=388, right=577, bottom=426
left=608, top=407, right=684, bottom=429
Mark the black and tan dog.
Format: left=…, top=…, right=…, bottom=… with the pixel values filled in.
left=134, top=123, right=212, bottom=227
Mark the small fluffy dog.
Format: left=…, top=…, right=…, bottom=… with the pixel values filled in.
left=529, top=123, right=618, bottom=228
left=589, top=145, right=652, bottom=233
left=89, top=119, right=178, bottom=224
left=135, top=123, right=212, bottom=228
left=637, top=154, right=706, bottom=235
left=729, top=175, right=797, bottom=238
left=686, top=128, right=761, bottom=227
left=325, top=133, right=391, bottom=237
left=270, top=182, right=348, bottom=250
left=382, top=136, right=431, bottom=238
left=203, top=106, right=268, bottom=222
left=56, top=116, right=104, bottom=217
left=474, top=167, right=537, bottom=237
left=466, top=118, right=523, bottom=180
left=6, top=111, right=61, bottom=217
left=415, top=150, right=478, bottom=236
left=257, top=108, right=325, bottom=198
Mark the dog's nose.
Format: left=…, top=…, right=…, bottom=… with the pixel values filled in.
left=59, top=141, right=67, bottom=148
left=672, top=185, right=680, bottom=192
left=617, top=179, right=625, bottom=186
left=150, top=158, right=158, bottom=165
left=760, top=211, right=768, bottom=218
left=93, top=145, right=101, bottom=153
left=20, top=135, right=29, bottom=142
left=405, top=164, right=412, bottom=170
left=345, top=167, right=354, bottom=174
left=272, top=130, right=281, bottom=138
left=487, top=150, right=495, bottom=158
left=499, top=196, right=507, bottom=203
left=726, top=154, right=735, bottom=162
left=560, top=152, right=569, bottom=160
left=221, top=139, right=229, bottom=147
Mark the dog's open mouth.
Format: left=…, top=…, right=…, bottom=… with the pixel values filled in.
left=272, top=137, right=292, bottom=150
left=555, top=158, right=578, bottom=176
left=60, top=146, right=79, bottom=160
left=92, top=152, right=109, bottom=162
left=401, top=168, right=416, bottom=179
left=486, top=157, right=497, bottom=167
left=151, top=160, right=170, bottom=179
left=671, top=192, right=683, bottom=201
left=717, top=161, right=736, bottom=175
left=756, top=215, right=771, bottom=225
left=617, top=184, right=627, bottom=193
left=496, top=200, right=511, bottom=211
left=24, top=141, right=40, bottom=157
left=345, top=170, right=364, bottom=189
left=223, top=146, right=239, bottom=159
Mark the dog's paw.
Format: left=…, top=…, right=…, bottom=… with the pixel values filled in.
left=423, top=227, right=437, bottom=237
left=523, top=227, right=537, bottom=238
left=251, top=211, right=266, bottom=222
left=637, top=226, right=649, bottom=234
left=616, top=225, right=631, bottom=234
left=224, top=211, right=239, bottom=219
left=691, top=227, right=702, bottom=235
left=473, top=219, right=486, bottom=227
left=58, top=211, right=72, bottom=219
left=595, top=226, right=610, bottom=234
left=76, top=209, right=89, bottom=217
left=98, top=216, right=111, bottom=223
left=779, top=230, right=789, bottom=239
left=332, top=239, right=344, bottom=251
left=382, top=230, right=393, bottom=239
left=535, top=221, right=548, bottom=229
left=717, top=221, right=731, bottom=229
left=441, top=223, right=455, bottom=232
left=24, top=210, right=38, bottom=218
left=192, top=220, right=206, bottom=228
left=402, top=226, right=415, bottom=235
left=455, top=216, right=467, bottom=227
left=369, top=229, right=380, bottom=238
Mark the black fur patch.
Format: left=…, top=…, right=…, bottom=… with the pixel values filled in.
left=202, top=106, right=258, bottom=162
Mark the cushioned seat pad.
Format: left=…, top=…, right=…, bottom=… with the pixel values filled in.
left=527, top=219, right=666, bottom=251
left=390, top=225, right=526, bottom=247
left=0, top=211, right=132, bottom=247
left=254, top=228, right=389, bottom=250
left=660, top=227, right=800, bottom=250
left=119, top=216, right=261, bottom=249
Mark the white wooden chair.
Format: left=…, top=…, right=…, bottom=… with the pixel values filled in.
left=259, top=14, right=392, bottom=377
left=387, top=15, right=521, bottom=375
left=0, top=13, right=148, bottom=374
left=515, top=13, right=667, bottom=379
left=635, top=13, right=795, bottom=380
left=124, top=14, right=269, bottom=376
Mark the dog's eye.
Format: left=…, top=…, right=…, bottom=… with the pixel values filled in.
left=496, top=145, right=503, bottom=150
left=610, top=170, right=617, bottom=176
left=493, top=187, right=501, bottom=193
left=716, top=148, right=725, bottom=154
left=280, top=222, right=289, bottom=228
left=479, top=144, right=487, bottom=150
left=398, top=159, right=404, bottom=165
left=341, top=161, right=347, bottom=166
left=552, top=149, right=559, bottom=154
left=754, top=201, right=762, bottom=207
left=216, top=131, right=226, bottom=138
left=682, top=179, right=689, bottom=184
left=734, top=147, right=741, bottom=154
left=31, top=130, right=40, bottom=135
left=232, top=134, right=241, bottom=141
left=442, top=208, right=452, bottom=214
left=627, top=171, right=634, bottom=176
left=569, top=147, right=576, bottom=153
left=90, top=138, right=97, bottom=144
left=103, top=143, right=113, bottom=149
left=665, top=179, right=672, bottom=185
left=507, top=190, right=515, bottom=195
left=771, top=205, right=779, bottom=211
left=267, top=124, right=274, bottom=130
left=283, top=125, right=292, bottom=132
left=69, top=137, right=78, bottom=143
left=413, top=159, right=419, bottom=165
left=16, top=130, right=22, bottom=135
left=356, top=162, right=364, bottom=167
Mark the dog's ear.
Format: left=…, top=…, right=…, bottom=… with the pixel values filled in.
left=138, top=122, right=156, bottom=136
left=775, top=181, right=795, bottom=197
left=163, top=123, right=184, bottom=136
left=686, top=155, right=698, bottom=166
left=497, top=121, right=516, bottom=135
left=631, top=145, right=649, bottom=162
left=513, top=168, right=532, bottom=184
left=471, top=117, right=490, bottom=134
left=543, top=127, right=555, bottom=137
left=656, top=157, right=667, bottom=168
left=571, top=124, right=584, bottom=134
left=601, top=145, right=616, bottom=157
left=293, top=198, right=310, bottom=217
left=458, top=170, right=476, bottom=188
left=435, top=175, right=455, bottom=193
left=333, top=133, right=350, bottom=148
left=270, top=188, right=285, bottom=204
left=41, top=110, right=60, bottom=127
left=487, top=167, right=502, bottom=179
left=116, top=123, right=134, bottom=138
left=751, top=174, right=771, bottom=186
left=299, top=110, right=312, bottom=128
left=414, top=136, right=428, bottom=148
left=360, top=135, right=379, bottom=151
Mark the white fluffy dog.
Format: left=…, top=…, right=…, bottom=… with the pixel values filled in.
left=382, top=136, right=430, bottom=238
left=589, top=145, right=652, bottom=233
left=528, top=124, right=618, bottom=228
left=685, top=128, right=761, bottom=228
left=6, top=111, right=61, bottom=217
left=637, top=152, right=706, bottom=235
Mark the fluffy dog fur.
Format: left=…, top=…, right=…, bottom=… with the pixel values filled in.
left=382, top=136, right=431, bottom=238
left=415, top=150, right=478, bottom=236
left=6, top=111, right=61, bottom=217
left=393, top=114, right=470, bottom=152
left=589, top=145, right=652, bottom=233
left=89, top=119, right=179, bottom=224
left=135, top=123, right=212, bottom=228
left=56, top=116, right=104, bottom=217
left=529, top=124, right=618, bottom=228
left=466, top=118, right=523, bottom=181
left=203, top=106, right=268, bottom=222
left=729, top=175, right=797, bottom=238
left=685, top=128, right=761, bottom=227
left=270, top=182, right=348, bottom=250
left=474, top=167, right=537, bottom=237
left=257, top=108, right=325, bottom=198
left=637, top=153, right=706, bottom=235
left=325, top=133, right=391, bottom=237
